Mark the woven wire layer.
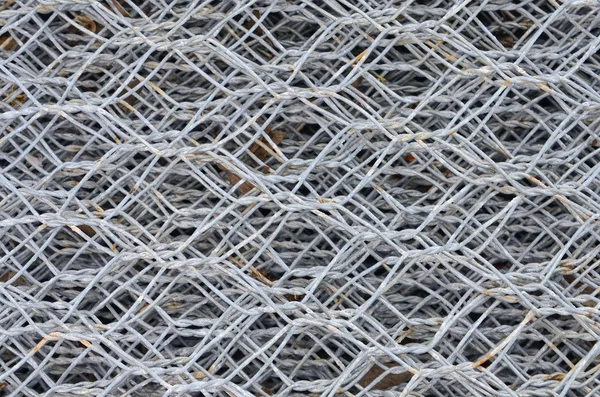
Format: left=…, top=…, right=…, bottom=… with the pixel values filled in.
left=1, top=0, right=600, bottom=396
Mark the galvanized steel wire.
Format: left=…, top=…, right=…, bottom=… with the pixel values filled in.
left=1, top=0, right=600, bottom=396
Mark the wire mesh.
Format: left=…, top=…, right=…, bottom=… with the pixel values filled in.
left=1, top=0, right=600, bottom=396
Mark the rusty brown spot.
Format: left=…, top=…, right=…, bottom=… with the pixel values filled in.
left=191, top=371, right=207, bottom=379
left=244, top=10, right=264, bottom=37
left=248, top=267, right=273, bottom=285
left=527, top=175, right=542, bottom=185
left=104, top=0, right=129, bottom=16
left=548, top=372, right=564, bottom=381
left=536, top=83, right=553, bottom=93
left=358, top=363, right=411, bottom=389
left=3, top=86, right=25, bottom=108
left=0, top=382, right=6, bottom=391
left=223, top=170, right=255, bottom=194
left=0, top=0, right=15, bottom=11
left=256, top=386, right=273, bottom=396
left=352, top=77, right=363, bottom=88
left=217, top=162, right=256, bottom=194
left=497, top=33, right=515, bottom=48
left=353, top=49, right=368, bottom=65
left=249, top=128, right=285, bottom=163
left=72, top=15, right=97, bottom=34
left=424, top=40, right=457, bottom=63
left=564, top=274, right=595, bottom=295
left=559, top=262, right=573, bottom=273
left=32, top=338, right=47, bottom=353
left=474, top=351, right=494, bottom=368
left=216, top=162, right=228, bottom=173
left=0, top=34, right=17, bottom=51
left=499, top=10, right=514, bottom=22
left=77, top=225, right=96, bottom=237
left=121, top=78, right=141, bottom=110
left=230, top=256, right=274, bottom=286
left=285, top=293, right=305, bottom=301
left=0, top=272, right=25, bottom=285
left=216, top=124, right=285, bottom=194
left=136, top=304, right=150, bottom=315
left=261, top=164, right=274, bottom=173
left=405, top=154, right=415, bottom=163
left=240, top=9, right=275, bottom=60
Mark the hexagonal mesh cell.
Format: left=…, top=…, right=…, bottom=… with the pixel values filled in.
left=1, top=0, right=600, bottom=396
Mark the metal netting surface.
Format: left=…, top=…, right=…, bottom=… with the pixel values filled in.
left=1, top=0, right=600, bottom=396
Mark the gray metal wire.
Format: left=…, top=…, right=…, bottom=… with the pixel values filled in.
left=1, top=0, right=600, bottom=396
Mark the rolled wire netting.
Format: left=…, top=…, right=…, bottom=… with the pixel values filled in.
left=1, top=0, right=600, bottom=395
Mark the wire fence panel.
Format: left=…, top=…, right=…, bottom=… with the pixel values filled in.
left=1, top=0, right=600, bottom=396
